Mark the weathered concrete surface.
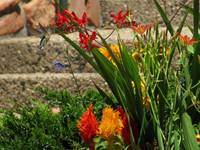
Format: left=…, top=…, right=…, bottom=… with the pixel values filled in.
left=0, top=27, right=192, bottom=74
left=0, top=33, right=91, bottom=73
left=0, top=73, right=108, bottom=108
left=0, top=29, right=133, bottom=73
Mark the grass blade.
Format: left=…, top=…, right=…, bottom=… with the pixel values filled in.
left=191, top=0, right=200, bottom=89
left=181, top=112, right=199, bottom=150
left=176, top=12, right=188, bottom=34
left=157, top=126, right=165, bottom=150
left=153, top=0, right=174, bottom=36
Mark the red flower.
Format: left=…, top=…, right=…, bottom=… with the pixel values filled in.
left=116, top=107, right=139, bottom=144
left=77, top=104, right=99, bottom=144
left=71, top=12, right=88, bottom=27
left=56, top=10, right=88, bottom=32
left=79, top=31, right=97, bottom=51
left=179, top=34, right=198, bottom=45
left=116, top=107, right=131, bottom=144
left=56, top=12, right=70, bottom=29
left=110, top=10, right=129, bottom=27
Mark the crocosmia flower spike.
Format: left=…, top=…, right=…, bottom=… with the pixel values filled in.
left=79, top=31, right=97, bottom=51
left=179, top=34, right=198, bottom=45
left=110, top=10, right=129, bottom=27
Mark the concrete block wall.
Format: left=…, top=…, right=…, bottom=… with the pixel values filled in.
left=0, top=0, right=193, bottom=108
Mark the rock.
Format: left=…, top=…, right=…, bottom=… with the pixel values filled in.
left=0, top=0, right=26, bottom=36
left=68, top=0, right=101, bottom=27
left=86, top=0, right=101, bottom=27
left=68, top=0, right=86, bottom=19
left=0, top=12, right=24, bottom=35
left=0, top=0, right=20, bottom=12
left=23, top=0, right=55, bottom=30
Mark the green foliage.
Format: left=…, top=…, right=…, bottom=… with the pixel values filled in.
left=51, top=1, right=200, bottom=149
left=0, top=89, right=105, bottom=150
left=181, top=113, right=199, bottom=150
left=191, top=0, right=200, bottom=91
left=56, top=22, right=200, bottom=150
left=153, top=0, right=174, bottom=35
left=54, top=0, right=68, bottom=11
left=150, top=1, right=200, bottom=149
left=37, top=88, right=106, bottom=118
left=0, top=102, right=82, bottom=149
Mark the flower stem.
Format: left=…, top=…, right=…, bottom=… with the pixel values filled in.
left=89, top=142, right=95, bottom=150
left=107, top=137, right=114, bottom=150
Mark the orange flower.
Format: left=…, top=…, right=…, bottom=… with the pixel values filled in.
left=179, top=34, right=198, bottom=45
left=77, top=104, right=99, bottom=144
left=98, top=106, right=123, bottom=139
left=132, top=24, right=153, bottom=35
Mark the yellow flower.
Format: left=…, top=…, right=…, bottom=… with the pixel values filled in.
left=98, top=47, right=110, bottom=59
left=132, top=51, right=141, bottom=62
left=110, top=44, right=121, bottom=57
left=131, top=48, right=144, bottom=62
left=196, top=134, right=200, bottom=143
left=132, top=78, right=145, bottom=94
left=159, top=47, right=171, bottom=58
left=98, top=106, right=123, bottom=139
left=98, top=44, right=120, bottom=61
left=142, top=96, right=151, bottom=110
left=132, top=79, right=151, bottom=110
left=166, top=48, right=170, bottom=57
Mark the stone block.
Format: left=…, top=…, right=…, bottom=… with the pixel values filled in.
left=23, top=0, right=55, bottom=35
left=0, top=73, right=107, bottom=108
left=0, top=0, right=20, bottom=12
left=0, top=12, right=24, bottom=35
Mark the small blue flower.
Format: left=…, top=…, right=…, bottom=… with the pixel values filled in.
left=53, top=61, right=67, bottom=72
